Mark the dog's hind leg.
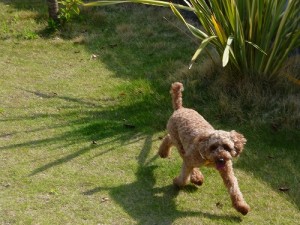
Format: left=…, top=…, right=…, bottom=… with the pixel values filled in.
left=190, top=168, right=204, bottom=186
left=158, top=134, right=173, bottom=158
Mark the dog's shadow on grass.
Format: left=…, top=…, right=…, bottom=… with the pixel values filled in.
left=83, top=135, right=242, bottom=224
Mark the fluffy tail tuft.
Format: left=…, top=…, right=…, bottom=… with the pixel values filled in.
left=170, top=82, right=184, bottom=110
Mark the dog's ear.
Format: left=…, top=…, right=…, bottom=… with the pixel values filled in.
left=194, top=135, right=211, bottom=151
left=230, top=130, right=247, bottom=156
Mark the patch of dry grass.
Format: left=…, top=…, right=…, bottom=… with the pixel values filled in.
left=168, top=51, right=300, bottom=129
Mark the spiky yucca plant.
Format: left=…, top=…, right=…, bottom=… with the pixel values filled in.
left=84, top=0, right=300, bottom=79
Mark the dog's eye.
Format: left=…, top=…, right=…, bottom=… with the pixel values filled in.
left=222, top=144, right=231, bottom=151
left=210, top=144, right=218, bottom=151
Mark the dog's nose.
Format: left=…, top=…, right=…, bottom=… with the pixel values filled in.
left=217, top=158, right=224, bottom=163
left=215, top=158, right=226, bottom=170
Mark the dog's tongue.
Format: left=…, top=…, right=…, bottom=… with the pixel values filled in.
left=216, top=160, right=226, bottom=170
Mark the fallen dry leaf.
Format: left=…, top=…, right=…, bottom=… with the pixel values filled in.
left=124, top=124, right=136, bottom=129
left=279, top=187, right=290, bottom=192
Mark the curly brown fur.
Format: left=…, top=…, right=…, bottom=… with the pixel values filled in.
left=159, top=82, right=250, bottom=215
left=170, top=82, right=184, bottom=110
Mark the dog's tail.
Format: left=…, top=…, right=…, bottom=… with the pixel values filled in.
left=170, top=82, right=184, bottom=110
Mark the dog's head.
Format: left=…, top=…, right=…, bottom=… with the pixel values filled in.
left=199, top=130, right=247, bottom=170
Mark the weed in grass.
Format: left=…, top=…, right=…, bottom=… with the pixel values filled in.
left=23, top=29, right=39, bottom=40
left=0, top=21, right=10, bottom=39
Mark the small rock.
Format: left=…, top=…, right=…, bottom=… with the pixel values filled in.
left=101, top=197, right=109, bottom=203
left=90, top=54, right=98, bottom=60
left=4, top=183, right=11, bottom=188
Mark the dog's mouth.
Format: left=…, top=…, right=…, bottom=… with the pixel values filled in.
left=215, top=158, right=226, bottom=170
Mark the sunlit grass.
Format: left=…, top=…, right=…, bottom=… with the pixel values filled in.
left=0, top=1, right=299, bottom=224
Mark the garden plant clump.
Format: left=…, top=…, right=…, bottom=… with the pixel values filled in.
left=85, top=0, right=300, bottom=79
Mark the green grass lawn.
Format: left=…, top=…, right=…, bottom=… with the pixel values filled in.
left=0, top=1, right=299, bottom=224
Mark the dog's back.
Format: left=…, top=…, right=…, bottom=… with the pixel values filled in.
left=168, top=108, right=213, bottom=141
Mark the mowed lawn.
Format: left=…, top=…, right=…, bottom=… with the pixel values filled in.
left=0, top=1, right=299, bottom=224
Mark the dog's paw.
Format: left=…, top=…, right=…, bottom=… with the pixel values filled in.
left=158, top=151, right=170, bottom=158
left=158, top=146, right=169, bottom=158
left=173, top=177, right=185, bottom=188
left=190, top=169, right=204, bottom=186
left=234, top=202, right=250, bottom=215
left=158, top=144, right=171, bottom=158
left=191, top=179, right=203, bottom=186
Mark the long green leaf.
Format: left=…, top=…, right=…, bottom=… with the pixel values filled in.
left=264, top=0, right=299, bottom=76
left=222, top=36, right=233, bottom=67
left=169, top=3, right=208, bottom=39
left=245, top=40, right=267, bottom=55
left=189, top=36, right=217, bottom=69
left=84, top=0, right=193, bottom=11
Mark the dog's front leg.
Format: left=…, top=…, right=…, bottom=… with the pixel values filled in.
left=218, top=161, right=250, bottom=215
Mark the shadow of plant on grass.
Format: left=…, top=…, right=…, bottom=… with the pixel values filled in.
left=235, top=127, right=300, bottom=210
left=82, top=135, right=242, bottom=224
left=0, top=88, right=159, bottom=174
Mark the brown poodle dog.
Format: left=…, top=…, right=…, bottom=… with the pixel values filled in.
left=159, top=82, right=250, bottom=215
